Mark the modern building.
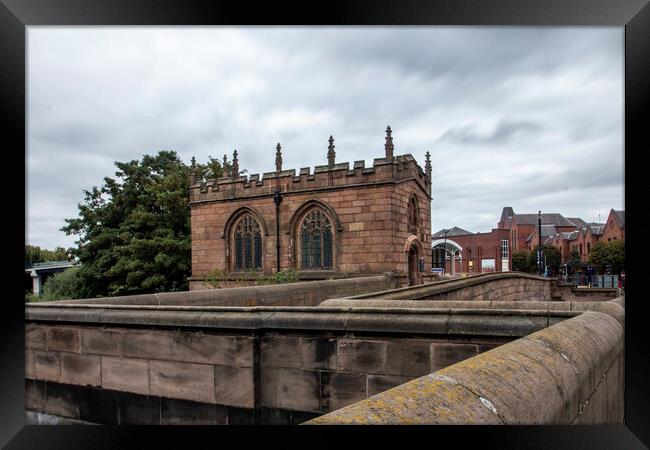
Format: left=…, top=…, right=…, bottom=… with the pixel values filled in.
left=433, top=207, right=624, bottom=274
left=188, top=127, right=433, bottom=289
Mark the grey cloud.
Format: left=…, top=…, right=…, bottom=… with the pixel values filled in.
left=437, top=119, right=542, bottom=145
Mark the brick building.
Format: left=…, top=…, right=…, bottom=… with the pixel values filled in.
left=188, top=127, right=433, bottom=289
left=433, top=207, right=624, bottom=274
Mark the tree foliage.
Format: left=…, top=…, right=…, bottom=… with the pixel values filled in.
left=41, top=267, right=84, bottom=301
left=62, top=151, right=232, bottom=298
left=588, top=240, right=625, bottom=274
left=511, top=250, right=530, bottom=272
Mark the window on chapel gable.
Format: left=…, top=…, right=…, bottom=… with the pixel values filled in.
left=233, top=214, right=262, bottom=270
left=408, top=197, right=418, bottom=235
left=300, top=208, right=333, bottom=270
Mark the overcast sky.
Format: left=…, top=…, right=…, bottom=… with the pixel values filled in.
left=27, top=27, right=624, bottom=250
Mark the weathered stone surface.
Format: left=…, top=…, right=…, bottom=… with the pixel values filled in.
left=117, top=392, right=161, bottom=425
left=276, top=368, right=320, bottom=412
left=338, top=339, right=387, bottom=373
left=25, top=379, right=45, bottom=412
left=261, top=335, right=301, bottom=368
left=122, top=329, right=174, bottom=360
left=214, top=365, right=254, bottom=408
left=170, top=332, right=236, bottom=365
left=60, top=353, right=101, bottom=387
left=161, top=398, right=227, bottom=425
left=150, top=360, right=215, bottom=404
left=78, top=386, right=119, bottom=424
left=25, top=324, right=47, bottom=350
left=430, top=343, right=478, bottom=371
left=367, top=374, right=409, bottom=397
left=384, top=341, right=431, bottom=377
left=235, top=336, right=254, bottom=368
left=25, top=349, right=36, bottom=379
left=261, top=368, right=279, bottom=408
left=34, top=351, right=60, bottom=382
left=101, top=356, right=150, bottom=395
left=320, top=371, right=366, bottom=412
left=45, top=382, right=80, bottom=419
left=81, top=328, right=124, bottom=356
left=227, top=407, right=256, bottom=425
left=301, top=337, right=337, bottom=370
left=48, top=327, right=80, bottom=353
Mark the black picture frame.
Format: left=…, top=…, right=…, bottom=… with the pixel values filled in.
left=2, top=0, right=648, bottom=448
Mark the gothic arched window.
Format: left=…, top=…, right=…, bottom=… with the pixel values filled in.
left=408, top=196, right=418, bottom=235
left=300, top=209, right=333, bottom=270
left=233, top=214, right=263, bottom=270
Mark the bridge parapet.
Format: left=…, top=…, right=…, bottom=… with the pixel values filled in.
left=305, top=299, right=624, bottom=425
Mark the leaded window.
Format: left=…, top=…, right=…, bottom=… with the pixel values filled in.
left=300, top=209, right=333, bottom=269
left=408, top=197, right=418, bottom=235
left=233, top=214, right=262, bottom=270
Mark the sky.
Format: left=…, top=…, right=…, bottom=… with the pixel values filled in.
left=27, top=27, right=624, bottom=250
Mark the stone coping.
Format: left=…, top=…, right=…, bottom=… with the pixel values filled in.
left=347, top=272, right=554, bottom=300
left=304, top=309, right=624, bottom=424
left=26, top=302, right=584, bottom=337
left=45, top=274, right=392, bottom=306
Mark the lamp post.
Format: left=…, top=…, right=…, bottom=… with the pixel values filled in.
left=537, top=211, right=541, bottom=275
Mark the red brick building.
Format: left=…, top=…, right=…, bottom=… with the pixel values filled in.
left=188, top=127, right=433, bottom=289
left=433, top=207, right=624, bottom=274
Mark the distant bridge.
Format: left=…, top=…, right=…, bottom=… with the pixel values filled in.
left=25, top=260, right=77, bottom=297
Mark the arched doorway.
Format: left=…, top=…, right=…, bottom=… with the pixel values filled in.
left=408, top=244, right=420, bottom=286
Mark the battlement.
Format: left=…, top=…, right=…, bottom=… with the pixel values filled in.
left=189, top=128, right=432, bottom=204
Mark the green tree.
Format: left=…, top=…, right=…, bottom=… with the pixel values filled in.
left=588, top=240, right=625, bottom=274
left=62, top=151, right=231, bottom=298
left=41, top=267, right=84, bottom=301
left=511, top=250, right=530, bottom=272
left=568, top=248, right=583, bottom=273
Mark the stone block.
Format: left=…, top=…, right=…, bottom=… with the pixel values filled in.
left=214, top=365, right=254, bottom=408
left=60, top=353, right=101, bottom=387
left=117, top=392, right=161, bottom=425
left=290, top=410, right=322, bottom=425
left=235, top=337, right=254, bottom=368
left=261, top=335, right=301, bottom=368
left=227, top=407, right=256, bottom=425
left=170, top=332, right=236, bottom=365
left=25, top=379, right=45, bottom=412
left=34, top=351, right=60, bottom=382
left=81, top=328, right=124, bottom=356
left=123, top=329, right=174, bottom=360
left=320, top=371, right=366, bottom=412
left=367, top=374, right=409, bottom=397
left=48, top=328, right=80, bottom=353
left=101, top=356, right=150, bottom=395
left=78, top=386, right=119, bottom=425
left=385, top=341, right=432, bottom=377
left=45, top=382, right=80, bottom=419
left=25, top=349, right=36, bottom=379
left=338, top=339, right=387, bottom=374
left=161, top=398, right=227, bottom=425
left=150, top=360, right=215, bottom=404
left=25, top=324, right=47, bottom=350
left=301, top=337, right=337, bottom=370
left=277, top=368, right=320, bottom=413
left=261, top=368, right=279, bottom=408
left=431, top=343, right=478, bottom=372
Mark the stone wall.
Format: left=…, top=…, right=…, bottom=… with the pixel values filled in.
left=25, top=320, right=513, bottom=424
left=345, top=272, right=617, bottom=303
left=307, top=302, right=625, bottom=425
left=56, top=274, right=396, bottom=307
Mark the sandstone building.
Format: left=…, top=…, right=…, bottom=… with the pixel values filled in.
left=188, top=127, right=433, bottom=289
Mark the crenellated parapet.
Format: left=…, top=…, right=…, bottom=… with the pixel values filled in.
left=190, top=127, right=432, bottom=204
